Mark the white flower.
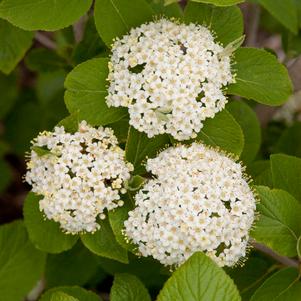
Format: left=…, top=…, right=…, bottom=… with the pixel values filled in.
left=124, top=143, right=256, bottom=267
left=106, top=19, right=234, bottom=141
left=25, top=121, right=134, bottom=234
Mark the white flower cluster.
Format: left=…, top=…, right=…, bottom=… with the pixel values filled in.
left=106, top=19, right=234, bottom=141
left=25, top=121, right=133, bottom=234
left=124, top=143, right=256, bottom=267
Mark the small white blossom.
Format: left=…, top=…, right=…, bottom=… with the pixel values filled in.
left=124, top=143, right=256, bottom=267
left=25, top=121, right=134, bottom=234
left=106, top=19, right=234, bottom=140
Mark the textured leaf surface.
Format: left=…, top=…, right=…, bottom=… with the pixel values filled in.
left=196, top=110, right=244, bottom=157
left=0, top=221, right=46, bottom=301
left=81, top=218, right=128, bottom=263
left=23, top=192, right=78, bottom=254
left=65, top=58, right=127, bottom=126
left=0, top=0, right=93, bottom=31
left=258, top=0, right=298, bottom=34
left=49, top=292, right=79, bottom=301
left=228, top=48, right=292, bottom=105
left=111, top=273, right=151, bottom=301
left=251, top=268, right=301, bottom=301
left=271, top=154, right=301, bottom=202
left=94, top=0, right=154, bottom=47
left=157, top=252, right=241, bottom=301
left=184, top=2, right=243, bottom=45
left=227, top=101, right=261, bottom=163
left=251, top=186, right=301, bottom=257
left=0, top=19, right=33, bottom=74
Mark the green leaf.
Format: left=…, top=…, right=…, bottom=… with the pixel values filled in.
left=251, top=186, right=301, bottom=257
left=125, top=175, right=146, bottom=192
left=81, top=218, right=128, bottom=264
left=0, top=0, right=93, bottom=31
left=0, top=19, right=33, bottom=74
left=271, top=154, right=301, bottom=202
left=251, top=268, right=301, bottom=301
left=40, top=286, right=101, bottom=301
left=31, top=146, right=53, bottom=157
left=227, top=101, right=261, bottom=163
left=157, top=252, right=241, bottom=301
left=228, top=48, right=292, bottom=106
left=94, top=0, right=155, bottom=47
left=23, top=192, right=78, bottom=254
left=65, top=58, right=127, bottom=126
left=148, top=0, right=182, bottom=18
left=111, top=273, right=151, bottom=301
left=184, top=2, right=243, bottom=45
left=25, top=48, right=68, bottom=73
left=191, top=0, right=244, bottom=6
left=0, top=221, right=46, bottom=301
left=108, top=117, right=130, bottom=143
left=125, top=127, right=170, bottom=175
left=58, top=112, right=80, bottom=134
left=196, top=109, right=244, bottom=157
left=50, top=292, right=79, bottom=301
left=258, top=0, right=298, bottom=34
left=45, top=242, right=99, bottom=288
left=248, top=160, right=273, bottom=187
left=297, top=236, right=301, bottom=259
left=274, top=123, right=301, bottom=157
left=0, top=72, right=18, bottom=118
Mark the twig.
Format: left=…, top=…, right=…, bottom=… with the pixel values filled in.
left=35, top=32, right=56, bottom=50
left=252, top=242, right=300, bottom=269
left=245, top=3, right=261, bottom=47
left=288, top=55, right=301, bottom=92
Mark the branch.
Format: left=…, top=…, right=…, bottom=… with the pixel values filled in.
left=35, top=32, right=56, bottom=50
left=252, top=242, right=299, bottom=269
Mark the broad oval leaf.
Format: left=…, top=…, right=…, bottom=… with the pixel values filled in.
left=258, top=0, right=298, bottom=34
left=191, top=0, right=244, bottom=6
left=0, top=0, right=93, bottom=31
left=80, top=218, right=128, bottom=264
left=227, top=101, right=261, bottom=164
left=228, top=48, right=292, bottom=106
left=23, top=192, right=78, bottom=254
left=157, top=252, right=241, bottom=301
left=0, top=19, right=33, bottom=74
left=196, top=109, right=244, bottom=157
left=48, top=292, right=79, bottom=301
left=184, top=2, right=243, bottom=45
left=111, top=273, right=151, bottom=301
left=251, top=268, right=301, bottom=301
left=0, top=220, right=46, bottom=301
left=251, top=186, right=301, bottom=257
left=94, top=0, right=155, bottom=47
left=270, top=154, right=301, bottom=202
left=40, top=286, right=101, bottom=301
left=64, top=58, right=127, bottom=126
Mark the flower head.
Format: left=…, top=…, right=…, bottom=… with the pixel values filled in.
left=124, top=143, right=256, bottom=267
left=25, top=121, right=133, bottom=234
left=106, top=19, right=234, bottom=140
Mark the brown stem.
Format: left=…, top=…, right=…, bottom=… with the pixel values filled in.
left=35, top=32, right=56, bottom=50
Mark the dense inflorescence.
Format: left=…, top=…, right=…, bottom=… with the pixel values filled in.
left=25, top=121, right=133, bottom=234
left=106, top=19, right=234, bottom=141
left=124, top=143, right=256, bottom=267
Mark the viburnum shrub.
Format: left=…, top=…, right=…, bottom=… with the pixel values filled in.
left=0, top=0, right=301, bottom=300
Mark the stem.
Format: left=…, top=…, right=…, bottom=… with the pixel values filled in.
left=252, top=242, right=299, bottom=269
left=245, top=3, right=261, bottom=47
left=35, top=32, right=56, bottom=50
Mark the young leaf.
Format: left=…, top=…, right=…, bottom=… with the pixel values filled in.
left=0, top=0, right=93, bottom=31
left=65, top=58, right=127, bottom=126
left=251, top=186, right=301, bottom=257
left=80, top=218, right=129, bottom=264
left=157, top=252, right=241, bottom=301
left=23, top=192, right=78, bottom=254
left=0, top=19, right=33, bottom=74
left=270, top=154, right=301, bottom=202
left=111, top=273, right=151, bottom=301
left=45, top=242, right=100, bottom=288
left=40, top=286, right=101, bottom=301
left=227, top=101, right=261, bottom=164
left=125, top=126, right=170, bottom=175
left=190, top=0, right=244, bottom=6
left=94, top=0, right=155, bottom=47
left=184, top=2, right=243, bottom=45
left=228, top=48, right=292, bottom=106
left=196, top=109, right=244, bottom=157
left=0, top=221, right=46, bottom=301
left=251, top=268, right=301, bottom=301
left=31, top=146, right=53, bottom=157
left=258, top=0, right=298, bottom=34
